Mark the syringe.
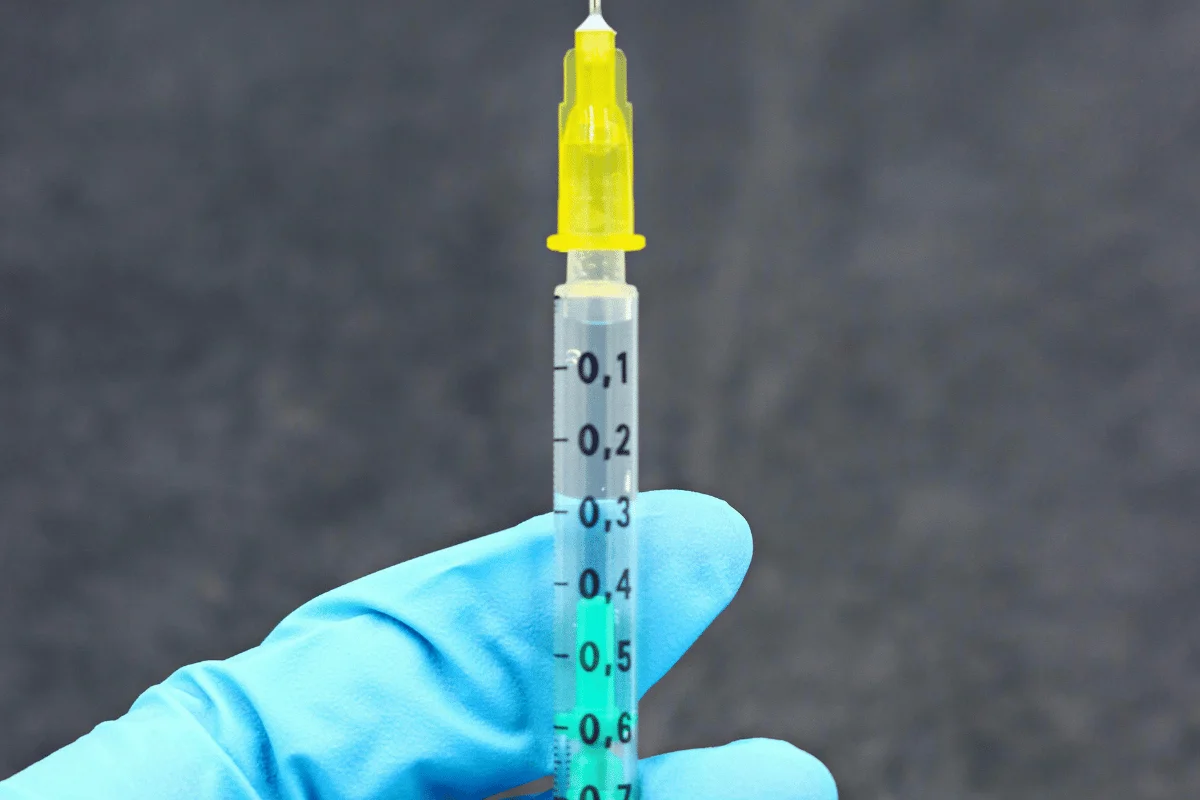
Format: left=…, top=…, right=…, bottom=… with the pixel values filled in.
left=549, top=2, right=644, bottom=799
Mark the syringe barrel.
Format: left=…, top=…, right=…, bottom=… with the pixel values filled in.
left=553, top=250, right=639, bottom=800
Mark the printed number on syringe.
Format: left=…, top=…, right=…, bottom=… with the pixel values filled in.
left=575, top=351, right=629, bottom=386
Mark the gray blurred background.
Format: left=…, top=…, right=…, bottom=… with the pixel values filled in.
left=2, top=0, right=1199, bottom=797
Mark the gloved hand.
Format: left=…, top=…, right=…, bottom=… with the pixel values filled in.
left=0, top=490, right=836, bottom=800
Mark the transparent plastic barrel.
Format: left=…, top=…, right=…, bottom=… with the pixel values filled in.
left=552, top=251, right=639, bottom=800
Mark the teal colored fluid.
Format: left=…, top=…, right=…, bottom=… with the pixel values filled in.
left=554, top=599, right=637, bottom=796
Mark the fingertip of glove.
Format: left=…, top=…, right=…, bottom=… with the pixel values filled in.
left=642, top=738, right=836, bottom=800
left=727, top=738, right=837, bottom=800
left=641, top=489, right=754, bottom=587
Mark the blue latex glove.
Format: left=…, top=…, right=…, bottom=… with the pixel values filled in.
left=0, top=490, right=836, bottom=800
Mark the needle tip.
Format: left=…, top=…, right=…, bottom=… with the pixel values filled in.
left=577, top=1, right=613, bottom=32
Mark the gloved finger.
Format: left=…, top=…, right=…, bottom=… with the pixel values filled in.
left=516, top=739, right=837, bottom=800
left=640, top=739, right=836, bottom=800
left=0, top=490, right=753, bottom=800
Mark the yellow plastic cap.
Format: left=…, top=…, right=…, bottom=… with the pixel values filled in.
left=547, top=15, right=646, bottom=253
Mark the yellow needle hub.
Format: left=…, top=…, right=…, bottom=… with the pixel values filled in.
left=547, top=10, right=646, bottom=253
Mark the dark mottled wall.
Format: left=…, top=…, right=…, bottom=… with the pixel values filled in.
left=2, top=1, right=1199, bottom=796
